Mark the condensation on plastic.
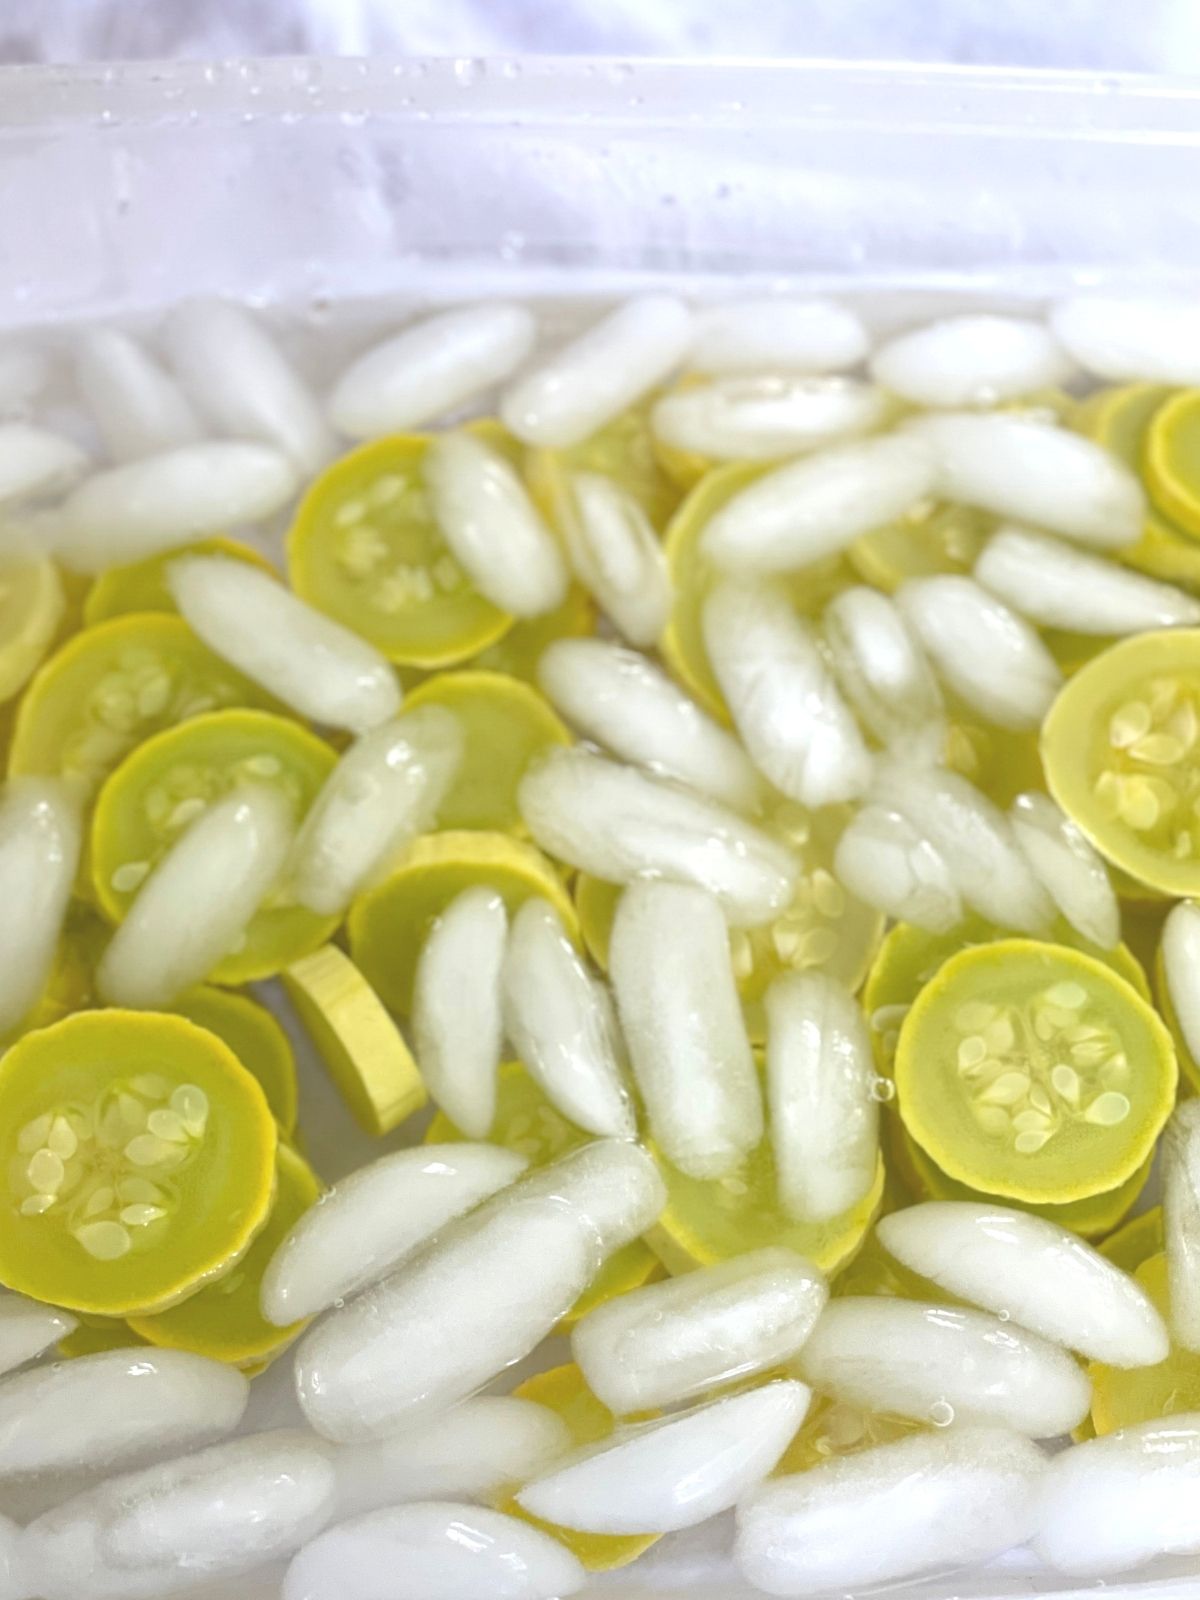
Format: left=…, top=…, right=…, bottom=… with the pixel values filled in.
left=3, top=52, right=1200, bottom=1600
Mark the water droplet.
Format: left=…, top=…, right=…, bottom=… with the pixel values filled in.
left=997, top=1309, right=1011, bottom=1322
left=869, top=1077, right=896, bottom=1104
left=929, top=1401, right=955, bottom=1427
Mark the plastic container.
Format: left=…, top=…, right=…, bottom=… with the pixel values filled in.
left=3, top=53, right=1200, bottom=1599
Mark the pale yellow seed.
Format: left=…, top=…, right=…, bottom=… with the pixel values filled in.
left=1072, top=1040, right=1112, bottom=1068
left=83, top=1186, right=115, bottom=1217
left=19, top=1195, right=54, bottom=1217
left=985, top=1016, right=1016, bottom=1053
left=1131, top=732, right=1186, bottom=767
left=46, top=1117, right=77, bottom=1161
left=1014, top=1130, right=1052, bottom=1155
left=124, top=1134, right=182, bottom=1168
left=958, top=1035, right=988, bottom=1070
left=118, top=1094, right=147, bottom=1131
left=1118, top=778, right=1161, bottom=832
left=1169, top=700, right=1199, bottom=749
left=111, top=861, right=150, bottom=894
left=978, top=1071, right=1031, bottom=1107
left=974, top=1105, right=1012, bottom=1136
left=1013, top=1108, right=1053, bottom=1134
left=1029, top=1085, right=1054, bottom=1117
left=136, top=676, right=171, bottom=719
left=334, top=498, right=366, bottom=527
left=244, top=754, right=282, bottom=778
left=1084, top=1091, right=1131, bottom=1126
left=797, top=927, right=840, bottom=967
left=74, top=1221, right=132, bottom=1261
left=17, top=1115, right=51, bottom=1156
left=146, top=1109, right=188, bottom=1144
left=1043, top=981, right=1087, bottom=1010
left=119, top=1204, right=166, bottom=1227
left=369, top=474, right=404, bottom=507
left=131, top=1074, right=170, bottom=1099
left=117, top=1177, right=164, bottom=1205
left=1109, top=701, right=1152, bottom=748
left=811, top=869, right=846, bottom=919
left=1092, top=770, right=1122, bottom=819
left=1102, top=1055, right=1131, bottom=1086
left=1051, top=1064, right=1082, bottom=1105
left=170, top=1085, right=209, bottom=1135
left=27, top=1150, right=64, bottom=1195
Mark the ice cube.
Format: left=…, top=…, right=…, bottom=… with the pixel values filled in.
left=822, top=584, right=945, bottom=757
left=0, top=1350, right=248, bottom=1478
left=283, top=1501, right=584, bottom=1600
left=0, top=779, right=80, bottom=1037
left=517, top=1380, right=810, bottom=1535
left=573, top=1247, right=826, bottom=1414
left=537, top=637, right=760, bottom=812
left=651, top=373, right=885, bottom=461
left=0, top=1293, right=76, bottom=1379
left=557, top=471, right=670, bottom=647
left=75, top=330, right=203, bottom=464
left=764, top=972, right=879, bottom=1223
left=735, top=1426, right=1045, bottom=1596
left=1161, top=901, right=1200, bottom=1072
left=1165, top=1101, right=1200, bottom=1354
left=518, top=746, right=797, bottom=927
left=1051, top=292, right=1200, bottom=385
left=411, top=887, right=507, bottom=1140
left=703, top=579, right=872, bottom=808
left=501, top=897, right=635, bottom=1139
left=878, top=1201, right=1168, bottom=1368
left=833, top=803, right=963, bottom=934
left=1009, top=790, right=1120, bottom=950
left=21, top=1431, right=336, bottom=1600
left=795, top=1297, right=1091, bottom=1437
left=689, top=297, right=868, bottom=376
left=330, top=1397, right=571, bottom=1520
left=610, top=880, right=762, bottom=1179
left=261, top=1143, right=526, bottom=1326
left=870, top=315, right=1073, bottom=408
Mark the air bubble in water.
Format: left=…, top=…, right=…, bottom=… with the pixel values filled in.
left=870, top=1077, right=896, bottom=1104
left=929, top=1400, right=955, bottom=1427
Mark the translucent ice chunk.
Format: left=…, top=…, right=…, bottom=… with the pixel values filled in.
left=870, top=315, right=1073, bottom=408
left=329, top=305, right=536, bottom=438
left=878, top=1202, right=1168, bottom=1368
left=295, top=1142, right=664, bottom=1441
left=688, top=297, right=868, bottom=375
left=651, top=374, right=885, bottom=460
left=0, top=1293, right=76, bottom=1378
left=976, top=524, right=1200, bottom=633
left=0, top=343, right=50, bottom=417
left=1009, top=790, right=1120, bottom=950
left=871, top=760, right=1054, bottom=934
left=165, top=298, right=336, bottom=475
left=261, top=1144, right=527, bottom=1326
left=169, top=557, right=401, bottom=732
left=0, top=779, right=80, bottom=1036
left=795, top=1297, right=1091, bottom=1436
left=610, top=881, right=762, bottom=1179
left=833, top=804, right=963, bottom=934
left=517, top=1381, right=810, bottom=1535
left=822, top=585, right=945, bottom=757
left=425, top=431, right=568, bottom=618
left=557, top=471, right=671, bottom=647
left=288, top=708, right=464, bottom=916
left=764, top=972, right=879, bottom=1223
left=903, top=411, right=1144, bottom=548
left=22, top=1431, right=336, bottom=1600
left=1163, top=902, right=1200, bottom=1072
left=0, top=1350, right=248, bottom=1478
left=75, top=330, right=203, bottom=463
left=501, top=295, right=691, bottom=448
left=1035, top=1414, right=1200, bottom=1577
left=573, top=1247, right=826, bottom=1414
left=330, top=1398, right=571, bottom=1520
left=518, top=746, right=797, bottom=927
left=1165, top=1101, right=1200, bottom=1354
left=700, top=434, right=936, bottom=574
left=0, top=424, right=87, bottom=510
left=411, top=887, right=507, bottom=1140
left=283, top=1502, right=585, bottom=1600
left=54, top=444, right=298, bottom=572
left=703, top=579, right=872, bottom=808
left=736, top=1426, right=1045, bottom=1597
left=897, top=574, right=1062, bottom=732
left=501, top=898, right=635, bottom=1139
left=97, top=786, right=294, bottom=1010
left=1051, top=292, right=1200, bottom=384
left=538, top=637, right=760, bottom=812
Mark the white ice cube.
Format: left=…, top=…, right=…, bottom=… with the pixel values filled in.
left=689, top=298, right=868, bottom=375
left=703, top=579, right=873, bottom=808
left=878, top=1201, right=1167, bottom=1368
left=0, top=424, right=87, bottom=511
left=411, top=887, right=507, bottom=1139
left=0, top=779, right=80, bottom=1037
left=870, top=315, right=1073, bottom=408
left=832, top=804, right=963, bottom=934
left=517, top=1381, right=810, bottom=1535
left=75, top=330, right=203, bottom=464
left=501, top=897, right=636, bottom=1139
left=518, top=746, right=797, bottom=927
left=283, top=1501, right=584, bottom=1600
left=1163, top=901, right=1200, bottom=1071
left=764, top=972, right=879, bottom=1223
left=0, top=1294, right=76, bottom=1379
left=573, top=1247, right=826, bottom=1414
left=538, top=637, right=761, bottom=812
left=796, top=1297, right=1091, bottom=1436
left=1165, top=1100, right=1200, bottom=1354
left=652, top=373, right=885, bottom=460
left=822, top=584, right=945, bottom=757
left=1051, top=292, right=1200, bottom=384
left=610, top=880, right=762, bottom=1179
left=1009, top=790, right=1120, bottom=950
left=260, top=1144, right=527, bottom=1326
left=557, top=471, right=671, bottom=647
left=736, top=1426, right=1045, bottom=1597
